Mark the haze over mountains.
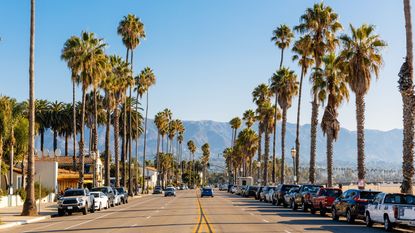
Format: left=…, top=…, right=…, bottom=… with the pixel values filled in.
left=37, top=120, right=403, bottom=169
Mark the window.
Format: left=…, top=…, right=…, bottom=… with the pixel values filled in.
left=17, top=176, right=22, bottom=189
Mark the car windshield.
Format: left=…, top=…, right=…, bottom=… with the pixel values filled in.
left=250, top=186, right=258, bottom=191
left=91, top=187, right=108, bottom=194
left=360, top=191, right=380, bottom=200
left=166, top=188, right=175, bottom=191
left=91, top=192, right=100, bottom=198
left=64, top=190, right=84, bottom=196
left=289, top=188, right=299, bottom=193
left=303, top=186, right=321, bottom=193
left=116, top=188, right=124, bottom=193
left=384, top=194, right=415, bottom=204
left=325, top=189, right=342, bottom=197
left=282, top=185, right=298, bottom=191
left=203, top=188, right=212, bottom=192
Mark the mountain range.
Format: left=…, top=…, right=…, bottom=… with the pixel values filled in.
left=36, top=120, right=403, bottom=169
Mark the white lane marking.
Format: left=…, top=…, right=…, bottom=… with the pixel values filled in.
left=131, top=224, right=138, bottom=227
left=284, top=230, right=292, bottom=233
left=146, top=216, right=151, bottom=219
left=64, top=196, right=157, bottom=230
left=262, top=219, right=269, bottom=223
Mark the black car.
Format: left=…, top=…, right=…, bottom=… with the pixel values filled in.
left=153, top=186, right=163, bottom=194
left=91, top=186, right=115, bottom=207
left=255, top=186, right=263, bottom=200
left=259, top=186, right=271, bottom=202
left=227, top=184, right=234, bottom=193
left=332, top=189, right=380, bottom=223
left=243, top=186, right=258, bottom=197
left=292, top=184, right=323, bottom=211
left=273, top=184, right=300, bottom=206
left=284, top=186, right=301, bottom=208
left=115, top=187, right=129, bottom=204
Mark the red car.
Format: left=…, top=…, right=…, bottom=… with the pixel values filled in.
left=311, top=188, right=342, bottom=216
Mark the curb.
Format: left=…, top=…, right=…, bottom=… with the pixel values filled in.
left=0, top=215, right=51, bottom=230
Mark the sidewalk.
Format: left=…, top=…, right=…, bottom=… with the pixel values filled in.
left=0, top=202, right=57, bottom=230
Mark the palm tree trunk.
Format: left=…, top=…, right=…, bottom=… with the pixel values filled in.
left=272, top=94, right=277, bottom=184
left=40, top=129, right=44, bottom=153
left=309, top=96, right=319, bottom=184
left=295, top=67, right=305, bottom=183
left=128, top=50, right=134, bottom=195
left=0, top=136, right=3, bottom=190
left=65, top=133, right=68, bottom=156
left=142, top=91, right=149, bottom=194
left=356, top=93, right=366, bottom=187
left=114, top=106, right=120, bottom=187
left=263, top=122, right=270, bottom=185
left=280, top=108, right=287, bottom=184
left=122, top=98, right=127, bottom=187
left=22, top=0, right=37, bottom=216
left=401, top=0, right=414, bottom=194
left=105, top=102, right=111, bottom=186
left=72, top=78, right=77, bottom=171
left=257, top=127, right=262, bottom=183
left=135, top=89, right=140, bottom=193
left=78, top=87, right=87, bottom=188
left=53, top=130, right=58, bottom=151
left=156, top=132, right=160, bottom=185
left=326, top=132, right=333, bottom=187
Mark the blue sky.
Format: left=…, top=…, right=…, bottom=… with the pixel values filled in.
left=0, top=0, right=407, bottom=131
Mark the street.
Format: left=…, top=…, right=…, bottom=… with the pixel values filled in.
left=4, top=190, right=412, bottom=233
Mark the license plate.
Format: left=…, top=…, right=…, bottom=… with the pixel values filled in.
left=67, top=206, right=73, bottom=210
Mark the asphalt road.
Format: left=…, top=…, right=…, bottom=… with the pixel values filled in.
left=4, top=190, right=413, bottom=233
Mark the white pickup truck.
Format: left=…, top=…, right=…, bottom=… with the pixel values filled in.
left=365, top=192, right=415, bottom=231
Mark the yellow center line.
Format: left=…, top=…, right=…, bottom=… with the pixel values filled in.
left=193, top=190, right=215, bottom=233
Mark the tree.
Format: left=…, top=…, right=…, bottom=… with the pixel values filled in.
left=340, top=24, right=386, bottom=188
left=135, top=67, right=156, bottom=194
left=271, top=67, right=298, bottom=184
left=187, top=140, right=196, bottom=186
left=154, top=111, right=168, bottom=185
left=320, top=53, right=349, bottom=187
left=236, top=128, right=259, bottom=177
left=34, top=100, right=50, bottom=155
left=229, top=117, right=241, bottom=146
left=242, top=109, right=255, bottom=128
left=22, top=0, right=37, bottom=216
left=400, top=0, right=414, bottom=194
left=201, top=143, right=210, bottom=185
left=295, top=3, right=342, bottom=185
left=48, top=101, right=64, bottom=152
left=292, top=35, right=314, bottom=183
left=0, top=96, right=12, bottom=193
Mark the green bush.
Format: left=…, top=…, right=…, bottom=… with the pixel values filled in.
left=16, top=182, right=52, bottom=200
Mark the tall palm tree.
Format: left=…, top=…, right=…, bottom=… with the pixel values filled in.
left=48, top=101, right=65, bottom=152
left=340, top=24, right=386, bottom=188
left=271, top=24, right=294, bottom=184
left=34, top=100, right=50, bottom=154
left=22, top=0, right=37, bottom=216
left=201, top=143, right=210, bottom=185
left=162, top=108, right=172, bottom=152
left=236, top=128, right=259, bottom=177
left=400, top=0, right=414, bottom=194
left=252, top=84, right=273, bottom=184
left=259, top=101, right=274, bottom=185
left=229, top=117, right=241, bottom=146
left=292, top=35, right=314, bottom=183
left=135, top=67, right=156, bottom=193
left=154, top=111, right=168, bottom=185
left=187, top=140, right=196, bottom=186
left=242, top=109, right=255, bottom=128
left=295, top=3, right=342, bottom=185
left=320, top=53, right=349, bottom=187
left=271, top=67, right=299, bottom=184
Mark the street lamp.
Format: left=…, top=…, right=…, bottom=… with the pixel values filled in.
left=291, top=147, right=296, bottom=184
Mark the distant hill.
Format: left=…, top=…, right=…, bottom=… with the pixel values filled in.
left=36, top=120, right=403, bottom=169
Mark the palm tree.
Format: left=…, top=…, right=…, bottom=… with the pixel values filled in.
left=340, top=24, right=386, bottom=188
left=236, top=128, right=259, bottom=177
left=161, top=108, right=172, bottom=152
left=271, top=67, right=298, bottom=184
left=259, top=101, right=274, bottom=185
left=271, top=24, right=294, bottom=184
left=400, top=0, right=414, bottom=194
left=252, top=84, right=273, bottom=184
left=295, top=3, right=342, bottom=185
left=22, top=0, right=37, bottom=216
left=320, top=53, right=349, bottom=187
left=58, top=103, right=73, bottom=156
left=48, top=101, right=65, bottom=152
left=154, top=111, right=168, bottom=185
left=187, top=140, right=196, bottom=186
left=34, top=100, right=50, bottom=154
left=0, top=96, right=12, bottom=192
left=242, top=109, right=255, bottom=128
left=201, top=143, right=210, bottom=185
left=229, top=117, right=241, bottom=146
left=135, top=67, right=156, bottom=194
left=292, top=35, right=314, bottom=182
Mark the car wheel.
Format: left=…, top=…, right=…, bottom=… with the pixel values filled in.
left=126, top=199, right=128, bottom=204
left=67, top=211, right=72, bottom=216
left=292, top=201, right=298, bottom=211
left=90, top=202, right=95, bottom=213
left=384, top=215, right=393, bottom=231
left=319, top=204, right=326, bottom=216
left=310, top=206, right=316, bottom=214
left=82, top=207, right=87, bottom=215
left=272, top=199, right=276, bottom=205
left=365, top=213, right=373, bottom=227
left=346, top=209, right=355, bottom=224
left=111, top=200, right=115, bottom=207
left=58, top=209, right=65, bottom=216
left=98, top=203, right=102, bottom=211
left=302, top=203, right=308, bottom=212
left=283, top=201, right=288, bottom=208
left=332, top=207, right=339, bottom=221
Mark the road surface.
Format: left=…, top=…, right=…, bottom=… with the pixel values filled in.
left=5, top=190, right=412, bottom=233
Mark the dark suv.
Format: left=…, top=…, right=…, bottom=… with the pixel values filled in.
left=91, top=186, right=115, bottom=207
left=243, top=186, right=258, bottom=198
left=273, top=184, right=300, bottom=206
left=115, top=187, right=129, bottom=204
left=292, top=184, right=323, bottom=211
left=332, top=189, right=380, bottom=223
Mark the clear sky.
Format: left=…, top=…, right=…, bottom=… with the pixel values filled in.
left=0, top=0, right=407, bottom=131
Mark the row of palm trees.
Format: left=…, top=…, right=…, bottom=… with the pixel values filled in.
left=224, top=3, right=387, bottom=189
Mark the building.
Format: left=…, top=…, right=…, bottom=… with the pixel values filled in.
left=140, top=166, right=158, bottom=189
left=0, top=167, right=23, bottom=194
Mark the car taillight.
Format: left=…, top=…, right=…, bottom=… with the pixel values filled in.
left=353, top=196, right=368, bottom=203
left=394, top=205, right=398, bottom=219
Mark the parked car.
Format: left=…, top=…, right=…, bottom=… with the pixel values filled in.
left=292, top=184, right=323, bottom=211
left=57, top=188, right=95, bottom=216
left=201, top=187, right=214, bottom=197
left=366, top=192, right=415, bottom=231
left=265, top=186, right=278, bottom=203
left=90, top=191, right=109, bottom=211
left=228, top=184, right=234, bottom=193
left=273, top=184, right=300, bottom=206
left=115, top=187, right=129, bottom=204
left=230, top=185, right=237, bottom=194
left=219, top=184, right=228, bottom=191
left=255, top=186, right=263, bottom=200
left=91, top=186, right=115, bottom=207
left=259, top=186, right=270, bottom=202
left=284, top=186, right=301, bottom=209
left=113, top=188, right=122, bottom=205
left=164, top=187, right=176, bottom=197
left=310, top=188, right=342, bottom=216
left=236, top=186, right=247, bottom=195
left=332, top=189, right=380, bottom=223
left=243, top=186, right=258, bottom=198
left=153, top=185, right=163, bottom=194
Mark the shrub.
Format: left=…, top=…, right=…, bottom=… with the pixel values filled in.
left=16, top=182, right=53, bottom=200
